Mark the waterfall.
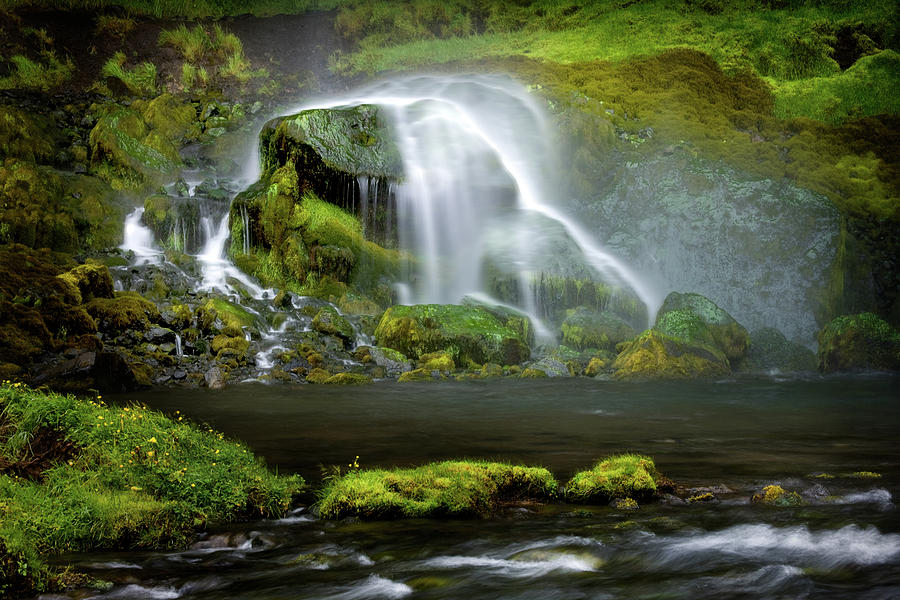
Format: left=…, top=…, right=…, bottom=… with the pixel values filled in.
left=293, top=74, right=661, bottom=328
left=120, top=207, right=162, bottom=264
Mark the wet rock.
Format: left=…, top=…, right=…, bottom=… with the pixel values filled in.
left=523, top=357, right=569, bottom=378
left=739, top=327, right=817, bottom=372
left=312, top=306, right=355, bottom=348
left=144, top=327, right=176, bottom=344
left=817, top=312, right=900, bottom=373
left=654, top=292, right=749, bottom=365
left=204, top=366, right=227, bottom=389
left=612, top=329, right=730, bottom=379
left=561, top=307, right=636, bottom=352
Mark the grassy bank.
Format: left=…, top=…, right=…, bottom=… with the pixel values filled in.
left=1, top=0, right=347, bottom=18
left=0, top=382, right=303, bottom=596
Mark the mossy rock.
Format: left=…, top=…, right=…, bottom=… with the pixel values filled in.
left=654, top=292, right=749, bottom=365
left=612, top=329, right=730, bottom=379
left=85, top=292, right=160, bottom=334
left=202, top=298, right=257, bottom=337
left=305, top=368, right=331, bottom=384
left=375, top=304, right=530, bottom=366
left=561, top=307, right=636, bottom=351
left=565, top=454, right=665, bottom=504
left=584, top=356, right=609, bottom=377
left=419, top=351, right=454, bottom=371
left=323, top=372, right=373, bottom=385
left=817, top=313, right=900, bottom=373
left=751, top=484, right=803, bottom=507
left=739, top=327, right=817, bottom=372
left=56, top=263, right=115, bottom=305
left=211, top=335, right=250, bottom=358
left=316, top=460, right=557, bottom=519
left=520, top=367, right=548, bottom=379
left=311, top=306, right=355, bottom=348
left=0, top=105, right=61, bottom=164
left=398, top=367, right=441, bottom=382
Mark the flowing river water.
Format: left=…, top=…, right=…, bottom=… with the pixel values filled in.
left=52, top=374, right=900, bottom=599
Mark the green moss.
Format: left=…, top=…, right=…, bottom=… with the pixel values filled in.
left=565, top=454, right=664, bottom=503
left=397, top=367, right=438, bottom=383
left=100, top=51, right=157, bottom=96
left=311, top=305, right=355, bottom=346
left=0, top=53, right=74, bottom=92
left=817, top=312, right=900, bottom=372
left=584, top=356, right=609, bottom=377
left=0, top=382, right=302, bottom=596
left=55, top=263, right=114, bottom=305
left=316, top=460, right=557, bottom=519
left=210, top=334, right=249, bottom=358
left=203, top=298, right=256, bottom=337
left=420, top=351, right=454, bottom=371
left=654, top=292, right=749, bottom=364
left=375, top=303, right=530, bottom=365
left=85, top=292, right=160, bottom=334
left=323, top=372, right=373, bottom=385
left=0, top=106, right=59, bottom=163
left=305, top=367, right=331, bottom=384
left=561, top=307, right=636, bottom=351
left=520, top=367, right=548, bottom=379
left=613, top=329, right=730, bottom=379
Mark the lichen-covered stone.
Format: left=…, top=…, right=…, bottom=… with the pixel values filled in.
left=56, top=263, right=115, bottom=305
left=612, top=329, right=729, bottom=379
left=85, top=292, right=160, bottom=334
left=375, top=304, right=530, bottom=366
left=751, top=484, right=803, bottom=507
left=565, top=454, right=665, bottom=503
left=817, top=313, right=900, bottom=373
left=323, top=372, right=373, bottom=385
left=654, top=292, right=749, bottom=365
left=311, top=305, right=355, bottom=348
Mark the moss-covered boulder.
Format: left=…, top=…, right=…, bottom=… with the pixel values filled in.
left=311, top=305, right=355, bottom=348
left=316, top=460, right=557, bottom=519
left=565, top=454, right=667, bottom=503
left=85, top=292, right=160, bottom=335
left=739, top=327, right=817, bottom=372
left=817, top=313, right=900, bottom=373
left=56, top=263, right=115, bottom=305
left=612, top=329, right=730, bottom=379
left=750, top=484, right=803, bottom=507
left=654, top=292, right=749, bottom=365
left=374, top=304, right=530, bottom=366
left=561, top=306, right=636, bottom=351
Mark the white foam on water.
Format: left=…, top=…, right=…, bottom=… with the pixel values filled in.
left=120, top=208, right=162, bottom=264
left=659, top=523, right=900, bottom=568
left=422, top=552, right=599, bottom=576
left=836, top=488, right=893, bottom=508
left=95, top=584, right=180, bottom=599
left=324, top=574, right=413, bottom=599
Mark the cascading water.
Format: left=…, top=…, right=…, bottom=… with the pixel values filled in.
left=294, top=74, right=661, bottom=330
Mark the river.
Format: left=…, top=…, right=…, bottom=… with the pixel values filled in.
left=47, top=374, right=900, bottom=599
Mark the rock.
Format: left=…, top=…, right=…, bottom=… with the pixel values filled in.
left=364, top=346, right=412, bottom=376
left=817, top=312, right=900, bottom=373
left=561, top=307, right=636, bottom=351
left=323, top=372, right=372, bottom=385
left=311, top=306, right=355, bottom=348
left=144, top=327, right=176, bottom=344
left=612, top=329, right=730, bottom=379
left=565, top=454, right=666, bottom=503
left=523, top=357, right=569, bottom=377
left=739, top=327, right=817, bottom=372
left=204, top=366, right=227, bottom=389
left=654, top=292, right=749, bottom=365
left=751, top=484, right=803, bottom=506
left=419, top=351, right=454, bottom=371
left=375, top=304, right=530, bottom=366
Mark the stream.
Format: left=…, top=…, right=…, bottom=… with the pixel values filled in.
left=53, top=374, right=899, bottom=599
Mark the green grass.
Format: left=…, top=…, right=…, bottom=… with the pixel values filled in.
left=0, top=53, right=74, bottom=92
left=564, top=454, right=666, bottom=503
left=316, top=460, right=558, bottom=519
left=2, top=0, right=351, bottom=18
left=0, top=382, right=303, bottom=596
left=100, top=51, right=157, bottom=96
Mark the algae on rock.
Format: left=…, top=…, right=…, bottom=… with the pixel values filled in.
left=817, top=312, right=900, bottom=373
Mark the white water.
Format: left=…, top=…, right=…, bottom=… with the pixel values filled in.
left=292, top=74, right=661, bottom=328
left=120, top=208, right=163, bottom=264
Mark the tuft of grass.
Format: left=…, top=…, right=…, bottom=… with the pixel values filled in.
left=100, top=51, right=157, bottom=96
left=0, top=381, right=303, bottom=596
left=0, top=53, right=74, bottom=92
left=565, top=454, right=666, bottom=503
left=94, top=14, right=136, bottom=41
left=158, top=24, right=212, bottom=62
left=316, top=460, right=558, bottom=519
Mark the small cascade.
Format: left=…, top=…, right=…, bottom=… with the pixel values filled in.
left=120, top=208, right=162, bottom=264
left=174, top=333, right=183, bottom=358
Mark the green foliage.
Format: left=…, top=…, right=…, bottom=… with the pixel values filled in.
left=4, top=0, right=349, bottom=18
left=100, top=51, right=158, bottom=96
left=817, top=312, right=900, bottom=372
left=565, top=454, right=663, bottom=503
left=0, top=382, right=302, bottom=596
left=94, top=15, right=136, bottom=40
left=158, top=24, right=213, bottom=62
left=316, top=460, right=557, bottom=519
left=0, top=53, right=74, bottom=92
left=158, top=23, right=265, bottom=87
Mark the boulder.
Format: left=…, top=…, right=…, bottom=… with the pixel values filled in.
left=311, top=306, right=355, bottom=348
left=739, top=327, right=817, bottom=372
left=561, top=307, right=636, bottom=351
left=817, top=313, right=900, bottom=373
left=654, top=292, right=749, bottom=365
left=374, top=304, right=530, bottom=366
left=612, top=329, right=730, bottom=379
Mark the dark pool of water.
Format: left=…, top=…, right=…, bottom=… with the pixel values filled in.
left=57, top=374, right=900, bottom=599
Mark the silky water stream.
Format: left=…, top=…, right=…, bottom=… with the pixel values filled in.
left=51, top=375, right=900, bottom=600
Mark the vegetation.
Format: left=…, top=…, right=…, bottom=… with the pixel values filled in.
left=0, top=53, right=74, bottom=92
left=817, top=312, right=900, bottom=373
left=101, top=51, right=158, bottom=96
left=612, top=329, right=730, bottom=379
left=564, top=454, right=666, bottom=503
left=0, top=382, right=303, bottom=596
left=316, top=460, right=557, bottom=519
left=1, top=0, right=349, bottom=18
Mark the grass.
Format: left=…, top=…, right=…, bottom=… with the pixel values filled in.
left=0, top=53, right=74, bottom=92
left=1, top=0, right=351, bottom=18
left=158, top=23, right=266, bottom=87
left=0, top=381, right=303, bottom=596
left=100, top=51, right=157, bottom=96
left=316, top=460, right=558, bottom=519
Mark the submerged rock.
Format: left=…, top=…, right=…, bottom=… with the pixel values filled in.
left=374, top=303, right=530, bottom=366
left=817, top=312, right=900, bottom=372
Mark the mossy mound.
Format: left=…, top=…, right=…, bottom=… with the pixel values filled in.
left=565, top=454, right=665, bottom=504
left=86, top=292, right=161, bottom=335
left=751, top=484, right=803, bottom=507
left=323, top=372, right=372, bottom=385
left=612, top=329, right=730, bottom=380
left=316, top=460, right=557, bottom=519
left=561, top=307, right=636, bottom=351
left=739, top=327, right=817, bottom=373
left=0, top=105, right=61, bottom=163
left=654, top=292, right=749, bottom=365
left=56, top=263, right=115, bottom=305
left=0, top=382, right=302, bottom=596
left=817, top=313, right=900, bottom=373
left=374, top=304, right=530, bottom=366
left=312, top=306, right=356, bottom=348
